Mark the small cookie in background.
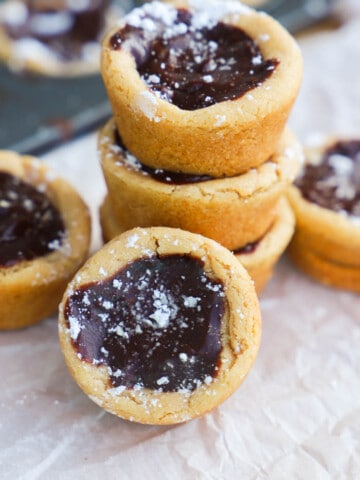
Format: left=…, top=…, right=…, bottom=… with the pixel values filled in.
left=0, top=0, right=126, bottom=76
left=287, top=138, right=360, bottom=292
left=0, top=150, right=91, bottom=329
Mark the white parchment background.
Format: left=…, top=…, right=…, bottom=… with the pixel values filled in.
left=0, top=1, right=359, bottom=478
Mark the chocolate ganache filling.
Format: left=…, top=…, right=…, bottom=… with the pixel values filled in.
left=233, top=239, right=260, bottom=255
left=295, top=140, right=360, bottom=216
left=233, top=225, right=272, bottom=255
left=110, top=6, right=279, bottom=110
left=0, top=171, right=65, bottom=267
left=65, top=254, right=225, bottom=392
left=2, top=0, right=109, bottom=60
left=114, top=129, right=214, bottom=184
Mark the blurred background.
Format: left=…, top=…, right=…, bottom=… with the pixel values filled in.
left=0, top=0, right=339, bottom=155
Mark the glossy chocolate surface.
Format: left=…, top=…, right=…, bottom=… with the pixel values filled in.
left=233, top=239, right=259, bottom=255
left=295, top=140, right=360, bottom=216
left=114, top=129, right=214, bottom=184
left=65, top=254, right=225, bottom=392
left=0, top=171, right=65, bottom=267
left=110, top=7, right=278, bottom=110
left=3, top=0, right=109, bottom=60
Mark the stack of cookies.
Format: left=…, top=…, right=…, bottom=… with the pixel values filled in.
left=288, top=138, right=360, bottom=292
left=58, top=0, right=304, bottom=425
left=98, top=0, right=304, bottom=293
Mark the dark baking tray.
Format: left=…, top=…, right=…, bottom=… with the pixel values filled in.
left=0, top=65, right=112, bottom=154
left=261, top=0, right=336, bottom=33
left=0, top=0, right=133, bottom=155
left=0, top=0, right=335, bottom=155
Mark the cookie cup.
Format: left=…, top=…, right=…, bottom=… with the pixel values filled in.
left=0, top=151, right=91, bottom=329
left=101, top=0, right=303, bottom=177
left=288, top=185, right=360, bottom=268
left=59, top=227, right=261, bottom=425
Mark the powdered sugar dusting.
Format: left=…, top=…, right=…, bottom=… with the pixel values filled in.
left=296, top=140, right=360, bottom=217
left=126, top=233, right=140, bottom=248
left=214, top=115, right=226, bottom=126
left=133, top=91, right=159, bottom=120
left=65, top=254, right=225, bottom=395
left=328, top=154, right=354, bottom=176
left=125, top=0, right=250, bottom=35
left=68, top=316, right=82, bottom=341
left=258, top=33, right=270, bottom=42
left=126, top=2, right=178, bottom=30
left=112, top=0, right=275, bottom=110
left=0, top=1, right=27, bottom=26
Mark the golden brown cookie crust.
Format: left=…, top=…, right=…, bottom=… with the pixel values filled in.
left=99, top=195, right=295, bottom=295
left=101, top=0, right=303, bottom=177
left=99, top=193, right=120, bottom=243
left=59, top=226, right=261, bottom=425
left=0, top=151, right=91, bottom=329
left=288, top=234, right=360, bottom=293
left=288, top=136, right=360, bottom=290
left=99, top=119, right=302, bottom=250
left=288, top=142, right=360, bottom=268
left=235, top=197, right=295, bottom=294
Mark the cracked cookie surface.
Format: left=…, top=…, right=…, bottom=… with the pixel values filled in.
left=59, top=226, right=261, bottom=424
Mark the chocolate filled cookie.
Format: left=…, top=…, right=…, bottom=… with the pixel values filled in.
left=288, top=138, right=360, bottom=291
left=99, top=118, right=302, bottom=250
left=101, top=0, right=303, bottom=177
left=0, top=0, right=123, bottom=76
left=0, top=150, right=91, bottom=329
left=59, top=227, right=261, bottom=424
